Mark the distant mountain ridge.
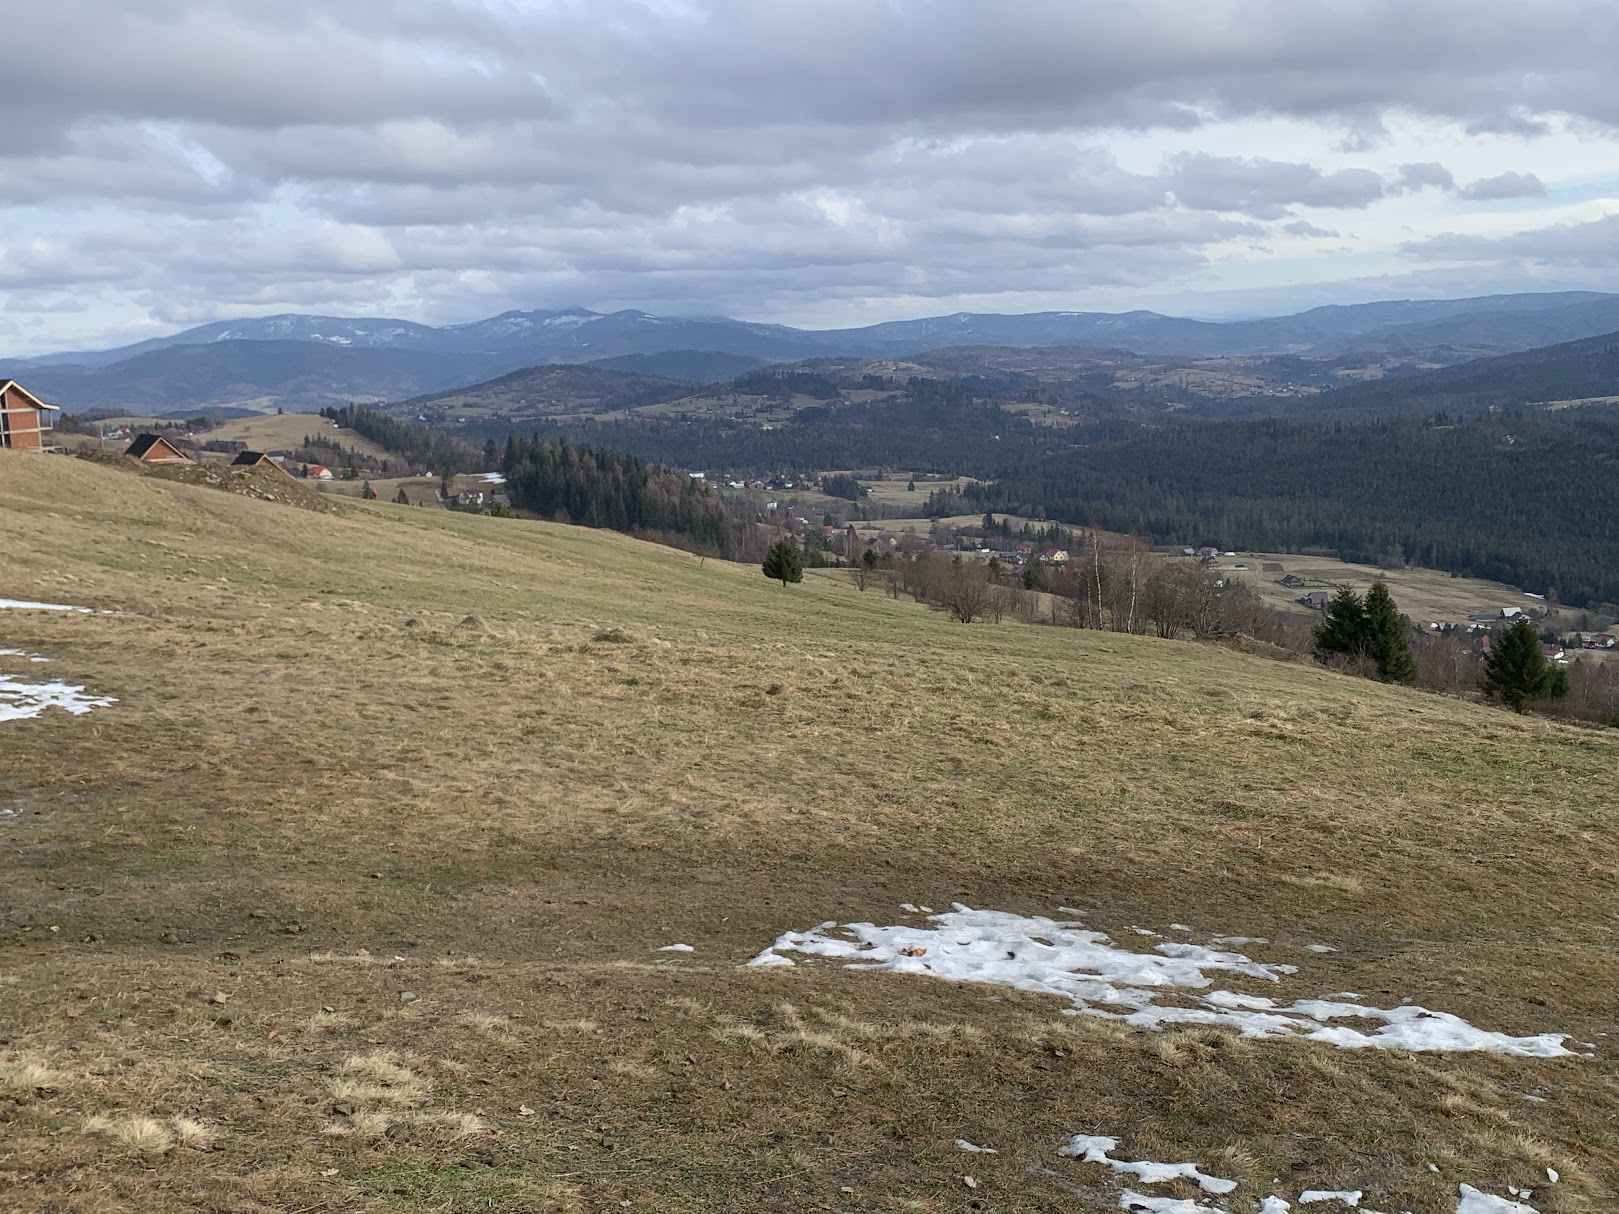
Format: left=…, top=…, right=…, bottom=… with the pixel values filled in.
left=4, top=291, right=1615, bottom=414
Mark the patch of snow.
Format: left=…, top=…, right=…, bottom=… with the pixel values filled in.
left=1545, top=1168, right=1558, bottom=1183
left=0, top=599, right=92, bottom=613
left=1169, top=923, right=1195, bottom=932
left=1259, top=1200, right=1292, bottom=1214
left=0, top=677, right=117, bottom=722
left=474, top=473, right=507, bottom=484
left=1307, top=944, right=1338, bottom=953
left=1300, top=1193, right=1361, bottom=1207
left=955, top=1139, right=997, bottom=1153
left=1456, top=1186, right=1537, bottom=1213
left=1060, top=1135, right=1236, bottom=1194
left=655, top=943, right=694, bottom=952
left=1118, top=1193, right=1220, bottom=1214
left=1210, top=935, right=1267, bottom=946
left=747, top=906, right=1572, bottom=1056
left=0, top=649, right=50, bottom=662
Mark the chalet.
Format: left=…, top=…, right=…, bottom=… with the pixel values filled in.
left=0, top=380, right=61, bottom=451
left=230, top=451, right=286, bottom=473
left=125, top=433, right=191, bottom=463
left=1298, top=591, right=1331, bottom=610
left=1542, top=643, right=1568, bottom=663
left=305, top=464, right=335, bottom=480
left=1584, top=634, right=1617, bottom=650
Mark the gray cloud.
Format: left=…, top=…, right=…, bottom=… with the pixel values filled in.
left=1458, top=171, right=1548, bottom=200
left=1168, top=154, right=1387, bottom=218
left=0, top=0, right=1614, bottom=351
left=1406, top=213, right=1619, bottom=266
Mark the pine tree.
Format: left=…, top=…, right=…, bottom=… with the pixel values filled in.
left=1481, top=618, right=1568, bottom=712
left=1363, top=580, right=1417, bottom=684
left=395, top=486, right=410, bottom=505
left=762, top=539, right=804, bottom=587
left=1314, top=586, right=1369, bottom=660
left=361, top=480, right=378, bottom=500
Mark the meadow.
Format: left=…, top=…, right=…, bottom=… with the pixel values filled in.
left=1, top=449, right=1616, bottom=1212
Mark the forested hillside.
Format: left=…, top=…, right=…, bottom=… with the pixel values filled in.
left=1298, top=329, right=1619, bottom=416
left=955, top=407, right=1619, bottom=607
left=500, top=436, right=740, bottom=556
left=453, top=376, right=1090, bottom=479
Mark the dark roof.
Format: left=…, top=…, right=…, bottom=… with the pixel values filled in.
left=126, top=433, right=167, bottom=458
left=231, top=450, right=270, bottom=465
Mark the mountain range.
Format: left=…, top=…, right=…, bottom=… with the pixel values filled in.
left=4, top=291, right=1616, bottom=415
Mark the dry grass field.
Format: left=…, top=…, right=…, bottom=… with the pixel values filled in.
left=1223, top=553, right=1558, bottom=625
left=201, top=412, right=391, bottom=461
left=2, top=449, right=1617, bottom=1213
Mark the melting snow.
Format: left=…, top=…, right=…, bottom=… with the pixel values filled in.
left=1119, top=1194, right=1220, bottom=1213
left=655, top=943, right=694, bottom=952
left=0, top=599, right=92, bottom=612
left=1060, top=1135, right=1236, bottom=1194
left=1457, top=1186, right=1538, bottom=1213
left=473, top=473, right=506, bottom=484
left=747, top=906, right=1571, bottom=1056
left=955, top=1139, right=997, bottom=1153
left=1299, top=1192, right=1361, bottom=1207
left=0, top=649, right=50, bottom=662
left=1307, top=944, right=1339, bottom=954
left=0, top=677, right=116, bottom=722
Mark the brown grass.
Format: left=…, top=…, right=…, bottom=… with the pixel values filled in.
left=1, top=448, right=1617, bottom=1211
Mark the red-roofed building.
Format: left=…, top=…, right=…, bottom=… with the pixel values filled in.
left=0, top=380, right=61, bottom=451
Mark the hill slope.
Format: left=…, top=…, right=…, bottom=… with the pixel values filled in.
left=1304, top=329, right=1619, bottom=415
left=1, top=450, right=1615, bottom=1211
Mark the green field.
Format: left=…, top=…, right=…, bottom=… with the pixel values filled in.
left=2, top=449, right=1615, bottom=1212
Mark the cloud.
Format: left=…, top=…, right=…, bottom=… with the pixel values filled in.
left=1458, top=171, right=1548, bottom=200
left=1405, top=213, right=1619, bottom=266
left=1168, top=155, right=1386, bottom=218
left=1394, top=162, right=1457, bottom=193
left=0, top=0, right=1616, bottom=352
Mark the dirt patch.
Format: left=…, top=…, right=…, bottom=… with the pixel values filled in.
left=74, top=449, right=337, bottom=513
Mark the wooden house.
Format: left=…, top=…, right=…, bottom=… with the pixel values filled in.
left=125, top=433, right=192, bottom=463
left=0, top=380, right=61, bottom=451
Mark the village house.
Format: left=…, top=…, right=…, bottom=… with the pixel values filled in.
left=305, top=464, right=335, bottom=480
left=125, top=433, right=192, bottom=463
left=1583, top=633, right=1617, bottom=650
left=1298, top=590, right=1331, bottom=610
left=0, top=380, right=61, bottom=451
left=230, top=451, right=287, bottom=473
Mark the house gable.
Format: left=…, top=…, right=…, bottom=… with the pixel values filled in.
left=0, top=379, right=61, bottom=452
left=126, top=434, right=192, bottom=463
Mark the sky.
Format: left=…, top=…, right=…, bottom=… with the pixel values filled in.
left=1, top=0, right=1616, bottom=356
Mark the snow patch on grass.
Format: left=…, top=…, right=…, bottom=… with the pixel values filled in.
left=0, top=598, right=92, bottom=612
left=1060, top=1135, right=1236, bottom=1194
left=1457, top=1185, right=1538, bottom=1213
left=0, top=677, right=116, bottom=722
left=748, top=906, right=1572, bottom=1057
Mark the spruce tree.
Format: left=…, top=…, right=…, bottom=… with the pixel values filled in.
left=1481, top=618, right=1568, bottom=712
left=1314, top=586, right=1369, bottom=661
left=762, top=539, right=804, bottom=587
left=1364, top=580, right=1417, bottom=684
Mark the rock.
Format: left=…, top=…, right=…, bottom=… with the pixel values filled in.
left=399, top=991, right=417, bottom=1004
left=333, top=1104, right=355, bottom=1117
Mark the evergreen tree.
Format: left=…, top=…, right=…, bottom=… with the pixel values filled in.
left=1363, top=580, right=1417, bottom=684
left=361, top=480, right=378, bottom=500
left=762, top=539, right=804, bottom=587
left=1314, top=586, right=1369, bottom=661
left=395, top=486, right=410, bottom=505
left=1481, top=618, right=1568, bottom=712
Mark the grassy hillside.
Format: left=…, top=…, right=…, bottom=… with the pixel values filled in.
left=1, top=450, right=1616, bottom=1212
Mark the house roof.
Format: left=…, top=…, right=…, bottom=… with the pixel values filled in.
left=126, top=433, right=189, bottom=459
left=0, top=380, right=61, bottom=411
left=231, top=450, right=271, bottom=465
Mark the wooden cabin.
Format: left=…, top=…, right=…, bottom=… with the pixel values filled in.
left=125, top=433, right=192, bottom=463
left=0, top=380, right=61, bottom=451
